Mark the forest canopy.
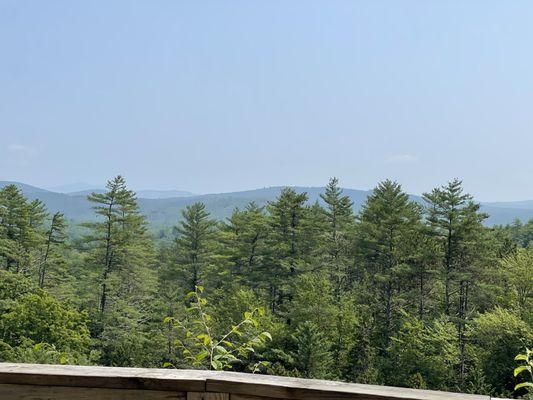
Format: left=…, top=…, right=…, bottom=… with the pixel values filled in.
left=0, top=176, right=531, bottom=398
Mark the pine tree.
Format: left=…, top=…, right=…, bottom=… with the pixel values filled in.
left=170, top=202, right=217, bottom=293
left=356, top=180, right=422, bottom=350
left=319, top=177, right=355, bottom=299
left=85, top=176, right=130, bottom=314
left=38, top=212, right=67, bottom=288
left=423, top=179, right=488, bottom=384
left=84, top=176, right=157, bottom=365
left=221, top=202, right=269, bottom=287
left=0, top=185, right=47, bottom=275
left=291, top=321, right=332, bottom=379
left=264, top=188, right=309, bottom=313
left=0, top=185, right=28, bottom=271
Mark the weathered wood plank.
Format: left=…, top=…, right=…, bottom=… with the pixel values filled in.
left=0, top=363, right=205, bottom=392
left=0, top=383, right=186, bottom=399
left=188, top=393, right=229, bottom=400
left=0, top=363, right=494, bottom=400
left=231, top=394, right=279, bottom=400
left=206, top=394, right=230, bottom=400
left=206, top=372, right=491, bottom=400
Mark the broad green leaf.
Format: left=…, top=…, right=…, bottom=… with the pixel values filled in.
left=514, top=365, right=531, bottom=377
left=215, top=345, right=228, bottom=353
left=515, top=382, right=533, bottom=391
left=196, top=350, right=209, bottom=361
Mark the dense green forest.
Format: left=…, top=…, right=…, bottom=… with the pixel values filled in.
left=0, top=176, right=531, bottom=398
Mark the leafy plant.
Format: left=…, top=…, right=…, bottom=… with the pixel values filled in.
left=0, top=339, right=92, bottom=365
left=164, top=286, right=271, bottom=371
left=515, top=348, right=533, bottom=393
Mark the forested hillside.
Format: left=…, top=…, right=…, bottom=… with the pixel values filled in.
left=0, top=177, right=531, bottom=398
left=3, top=181, right=533, bottom=228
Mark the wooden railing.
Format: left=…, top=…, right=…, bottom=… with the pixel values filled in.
left=0, top=363, right=510, bottom=400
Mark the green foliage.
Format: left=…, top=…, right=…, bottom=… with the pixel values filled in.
left=356, top=180, right=423, bottom=348
left=1, top=292, right=90, bottom=353
left=496, top=249, right=533, bottom=325
left=83, top=176, right=157, bottom=366
left=1, top=176, right=531, bottom=398
left=170, top=202, right=217, bottom=291
left=319, top=177, right=354, bottom=298
left=0, top=185, right=47, bottom=274
left=290, top=321, right=332, bottom=379
left=0, top=270, right=90, bottom=363
left=0, top=269, right=36, bottom=311
left=468, top=307, right=533, bottom=395
left=164, top=286, right=271, bottom=371
left=388, top=315, right=459, bottom=390
left=514, top=348, right=533, bottom=394
left=0, top=339, right=91, bottom=365
left=264, top=188, right=311, bottom=313
left=220, top=203, right=269, bottom=287
left=423, top=179, right=490, bottom=385
left=39, top=212, right=67, bottom=289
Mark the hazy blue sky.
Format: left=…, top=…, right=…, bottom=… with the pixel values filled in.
left=1, top=1, right=532, bottom=200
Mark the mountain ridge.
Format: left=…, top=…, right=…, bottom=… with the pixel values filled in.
left=1, top=181, right=532, bottom=227
left=66, top=189, right=196, bottom=199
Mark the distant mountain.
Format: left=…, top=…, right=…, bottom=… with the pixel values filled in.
left=1, top=181, right=533, bottom=227
left=65, top=189, right=106, bottom=197
left=65, top=189, right=194, bottom=199
left=484, top=200, right=533, bottom=210
left=0, top=181, right=95, bottom=221
left=45, top=182, right=102, bottom=193
left=136, top=189, right=195, bottom=199
left=0, top=181, right=52, bottom=194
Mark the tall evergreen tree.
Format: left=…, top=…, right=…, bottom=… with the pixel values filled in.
left=423, top=179, right=488, bottom=384
left=0, top=185, right=46, bottom=275
left=38, top=212, right=67, bottom=288
left=221, top=202, right=269, bottom=287
left=319, top=177, right=354, bottom=299
left=265, top=188, right=309, bottom=313
left=171, top=202, right=217, bottom=292
left=356, top=180, right=422, bottom=350
left=85, top=176, right=130, bottom=314
left=84, top=176, right=157, bottom=365
left=291, top=321, right=333, bottom=379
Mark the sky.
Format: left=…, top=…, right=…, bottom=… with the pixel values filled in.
left=1, top=1, right=533, bottom=200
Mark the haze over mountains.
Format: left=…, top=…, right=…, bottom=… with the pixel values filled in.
left=45, top=182, right=195, bottom=199
left=2, top=181, right=533, bottom=227
left=65, top=189, right=196, bottom=199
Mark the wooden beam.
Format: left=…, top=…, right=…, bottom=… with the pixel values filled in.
left=0, top=363, right=497, bottom=400
left=188, top=393, right=230, bottom=400
left=0, top=363, right=205, bottom=392
left=0, top=383, right=186, bottom=399
left=205, top=371, right=490, bottom=400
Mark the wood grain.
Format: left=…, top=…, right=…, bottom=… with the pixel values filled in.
left=205, top=372, right=490, bottom=400
left=206, top=394, right=230, bottom=400
left=0, top=383, right=185, bottom=400
left=0, top=363, right=205, bottom=392
left=231, top=394, right=279, bottom=400
left=0, top=363, right=498, bottom=400
left=187, top=393, right=229, bottom=400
